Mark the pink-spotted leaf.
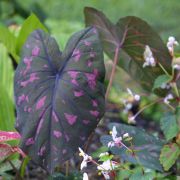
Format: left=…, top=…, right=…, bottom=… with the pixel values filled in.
left=14, top=27, right=105, bottom=173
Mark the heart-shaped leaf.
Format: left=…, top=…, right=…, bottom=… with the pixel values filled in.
left=101, top=123, right=164, bottom=171
left=84, top=7, right=172, bottom=94
left=14, top=27, right=105, bottom=173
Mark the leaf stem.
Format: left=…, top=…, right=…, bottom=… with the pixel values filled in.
left=65, top=161, right=69, bottom=177
left=105, top=46, right=120, bottom=100
left=131, top=98, right=162, bottom=120
left=158, top=62, right=171, bottom=77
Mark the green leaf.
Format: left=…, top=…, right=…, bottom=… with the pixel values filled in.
left=176, top=107, right=180, bottom=127
left=160, top=112, right=179, bottom=141
left=16, top=13, right=48, bottom=54
left=129, top=168, right=155, bottom=180
left=160, top=143, right=180, bottom=171
left=99, top=154, right=113, bottom=162
left=0, top=44, right=15, bottom=131
left=0, top=26, right=19, bottom=62
left=153, top=74, right=171, bottom=91
left=0, top=159, right=21, bottom=174
left=101, top=123, right=164, bottom=171
left=84, top=7, right=171, bottom=95
left=91, top=146, right=109, bottom=158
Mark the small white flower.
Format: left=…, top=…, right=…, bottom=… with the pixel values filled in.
left=101, top=171, right=110, bottom=180
left=143, top=45, right=156, bottom=68
left=78, top=147, right=92, bottom=170
left=97, top=160, right=117, bottom=171
left=173, top=64, right=180, bottom=70
left=97, top=160, right=118, bottom=179
left=128, top=116, right=136, bottom=124
left=167, top=36, right=179, bottom=54
left=122, top=98, right=132, bottom=114
left=99, top=152, right=109, bottom=157
left=108, top=141, right=115, bottom=148
left=163, top=94, right=174, bottom=104
left=83, top=173, right=89, bottom=180
left=108, top=126, right=122, bottom=148
left=127, top=88, right=141, bottom=101
left=161, top=83, right=171, bottom=89
left=123, top=133, right=129, bottom=139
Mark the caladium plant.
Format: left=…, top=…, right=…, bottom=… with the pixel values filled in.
left=14, top=27, right=105, bottom=173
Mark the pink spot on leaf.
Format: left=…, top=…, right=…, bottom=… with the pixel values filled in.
left=90, top=52, right=96, bottom=58
left=87, top=60, right=92, bottom=67
left=28, top=108, right=32, bottom=112
left=18, top=94, right=29, bottom=105
left=72, top=49, right=81, bottom=62
left=83, top=120, right=90, bottom=124
left=43, top=64, right=48, bottom=68
left=74, top=90, right=84, bottom=97
left=90, top=110, right=99, bottom=117
left=80, top=136, right=85, bottom=141
left=64, top=113, right=77, bottom=125
left=52, top=111, right=59, bottom=122
left=26, top=138, right=34, bottom=146
left=38, top=146, right=46, bottom=156
left=36, top=118, right=44, bottom=135
left=62, top=149, right=67, bottom=154
left=68, top=71, right=79, bottom=86
left=53, top=145, right=58, bottom=152
left=32, top=46, right=40, bottom=56
left=92, top=100, right=98, bottom=107
left=84, top=40, right=91, bottom=46
left=68, top=71, right=79, bottom=78
left=53, top=130, right=62, bottom=138
left=85, top=69, right=98, bottom=90
left=36, top=96, right=46, bottom=110
left=65, top=134, right=70, bottom=142
left=20, top=73, right=39, bottom=87
left=23, top=57, right=32, bottom=75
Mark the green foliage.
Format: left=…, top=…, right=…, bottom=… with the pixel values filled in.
left=129, top=168, right=156, bottom=180
left=101, top=123, right=164, bottom=171
left=160, top=112, right=179, bottom=141
left=16, top=13, right=48, bottom=54
left=153, top=74, right=172, bottom=91
left=0, top=44, right=15, bottom=131
left=0, top=159, right=21, bottom=178
left=91, top=146, right=109, bottom=158
left=160, top=143, right=180, bottom=171
left=0, top=26, right=18, bottom=62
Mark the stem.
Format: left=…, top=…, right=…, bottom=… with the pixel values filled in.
left=164, top=102, right=175, bottom=111
left=8, top=160, right=23, bottom=180
left=131, top=98, right=162, bottom=119
left=158, top=62, right=171, bottom=77
left=105, top=46, right=120, bottom=100
left=65, top=161, right=69, bottom=177
left=84, top=133, right=94, bottom=152
left=172, top=82, right=180, bottom=97
left=119, top=141, right=133, bottom=153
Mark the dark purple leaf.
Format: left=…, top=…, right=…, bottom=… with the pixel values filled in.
left=84, top=7, right=172, bottom=94
left=14, top=27, right=105, bottom=173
